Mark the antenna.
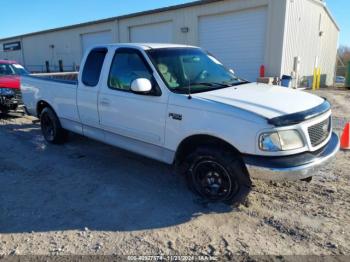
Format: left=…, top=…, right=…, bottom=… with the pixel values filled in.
left=187, top=77, right=192, bottom=100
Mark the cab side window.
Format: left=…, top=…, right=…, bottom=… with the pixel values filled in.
left=82, top=48, right=108, bottom=87
left=108, top=48, right=154, bottom=92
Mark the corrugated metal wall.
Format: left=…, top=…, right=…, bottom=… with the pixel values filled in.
left=0, top=22, right=117, bottom=72
left=0, top=38, right=24, bottom=65
left=0, top=0, right=283, bottom=76
left=0, top=0, right=339, bottom=84
left=281, top=0, right=339, bottom=86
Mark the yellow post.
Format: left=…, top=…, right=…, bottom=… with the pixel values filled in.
left=316, top=67, right=321, bottom=89
left=312, top=68, right=317, bottom=90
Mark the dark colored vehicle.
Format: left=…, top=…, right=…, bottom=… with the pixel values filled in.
left=0, top=60, right=29, bottom=113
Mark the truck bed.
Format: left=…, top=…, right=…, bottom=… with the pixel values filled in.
left=21, top=75, right=80, bottom=123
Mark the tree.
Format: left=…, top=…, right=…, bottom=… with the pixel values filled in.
left=338, top=45, right=350, bottom=66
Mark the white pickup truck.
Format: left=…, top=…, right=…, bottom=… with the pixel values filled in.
left=21, top=43, right=339, bottom=204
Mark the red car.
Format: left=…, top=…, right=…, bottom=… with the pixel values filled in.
left=0, top=60, right=29, bottom=113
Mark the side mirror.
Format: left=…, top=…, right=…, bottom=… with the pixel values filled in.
left=131, top=78, right=152, bottom=94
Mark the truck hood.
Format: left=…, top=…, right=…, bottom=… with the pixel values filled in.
left=194, top=83, right=325, bottom=119
left=0, top=75, right=20, bottom=89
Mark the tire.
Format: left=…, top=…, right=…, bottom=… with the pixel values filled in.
left=183, top=145, right=252, bottom=205
left=40, top=107, right=67, bottom=144
left=0, top=109, right=9, bottom=116
left=0, top=105, right=10, bottom=115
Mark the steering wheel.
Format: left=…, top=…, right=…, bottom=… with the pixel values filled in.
left=193, top=70, right=209, bottom=82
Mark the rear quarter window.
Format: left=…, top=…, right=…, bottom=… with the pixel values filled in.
left=82, top=48, right=108, bottom=87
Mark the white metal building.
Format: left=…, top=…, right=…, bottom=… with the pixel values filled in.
left=0, top=0, right=339, bottom=85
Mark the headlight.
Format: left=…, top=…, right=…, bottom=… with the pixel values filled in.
left=259, top=130, right=304, bottom=151
left=0, top=88, right=15, bottom=96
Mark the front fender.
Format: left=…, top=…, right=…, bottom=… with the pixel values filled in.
left=165, top=104, right=267, bottom=156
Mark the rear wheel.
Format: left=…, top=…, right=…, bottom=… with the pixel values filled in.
left=183, top=146, right=251, bottom=205
left=40, top=107, right=67, bottom=144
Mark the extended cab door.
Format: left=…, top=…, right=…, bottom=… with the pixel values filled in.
left=77, top=48, right=108, bottom=135
left=98, top=47, right=167, bottom=146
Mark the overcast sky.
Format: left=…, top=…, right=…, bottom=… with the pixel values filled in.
left=0, top=0, right=348, bottom=46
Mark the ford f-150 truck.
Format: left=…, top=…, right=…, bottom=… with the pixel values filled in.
left=21, top=43, right=340, bottom=204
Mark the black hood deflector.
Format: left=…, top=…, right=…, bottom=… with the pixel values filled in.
left=268, top=99, right=331, bottom=127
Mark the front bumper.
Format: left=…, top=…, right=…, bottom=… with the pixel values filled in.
left=0, top=96, right=19, bottom=110
left=243, top=132, right=340, bottom=181
left=0, top=89, right=21, bottom=111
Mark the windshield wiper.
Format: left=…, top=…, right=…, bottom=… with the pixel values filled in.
left=177, top=81, right=246, bottom=95
left=190, top=82, right=232, bottom=87
left=223, top=80, right=250, bottom=86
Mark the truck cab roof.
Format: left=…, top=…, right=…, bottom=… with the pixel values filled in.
left=0, top=60, right=18, bottom=64
left=100, top=43, right=198, bottom=50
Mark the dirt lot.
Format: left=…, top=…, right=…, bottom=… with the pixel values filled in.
left=0, top=88, right=349, bottom=258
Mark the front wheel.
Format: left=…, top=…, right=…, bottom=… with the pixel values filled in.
left=183, top=146, right=251, bottom=205
left=40, top=107, right=67, bottom=144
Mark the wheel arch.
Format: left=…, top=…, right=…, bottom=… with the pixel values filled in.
left=36, top=100, right=55, bottom=117
left=174, top=134, right=242, bottom=166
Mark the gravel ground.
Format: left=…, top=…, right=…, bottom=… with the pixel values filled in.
left=0, top=88, right=349, bottom=258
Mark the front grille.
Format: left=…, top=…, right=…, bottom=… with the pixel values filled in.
left=308, top=117, right=331, bottom=147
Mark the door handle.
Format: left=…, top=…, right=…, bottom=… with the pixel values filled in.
left=100, top=98, right=110, bottom=106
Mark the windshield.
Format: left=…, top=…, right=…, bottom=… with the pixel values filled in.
left=146, top=48, right=247, bottom=94
left=0, top=63, right=29, bottom=76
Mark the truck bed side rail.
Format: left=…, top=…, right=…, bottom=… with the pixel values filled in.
left=30, top=72, right=78, bottom=85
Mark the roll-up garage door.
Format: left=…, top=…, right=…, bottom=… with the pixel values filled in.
left=130, top=22, right=173, bottom=43
left=199, top=7, right=267, bottom=81
left=81, top=31, right=112, bottom=55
